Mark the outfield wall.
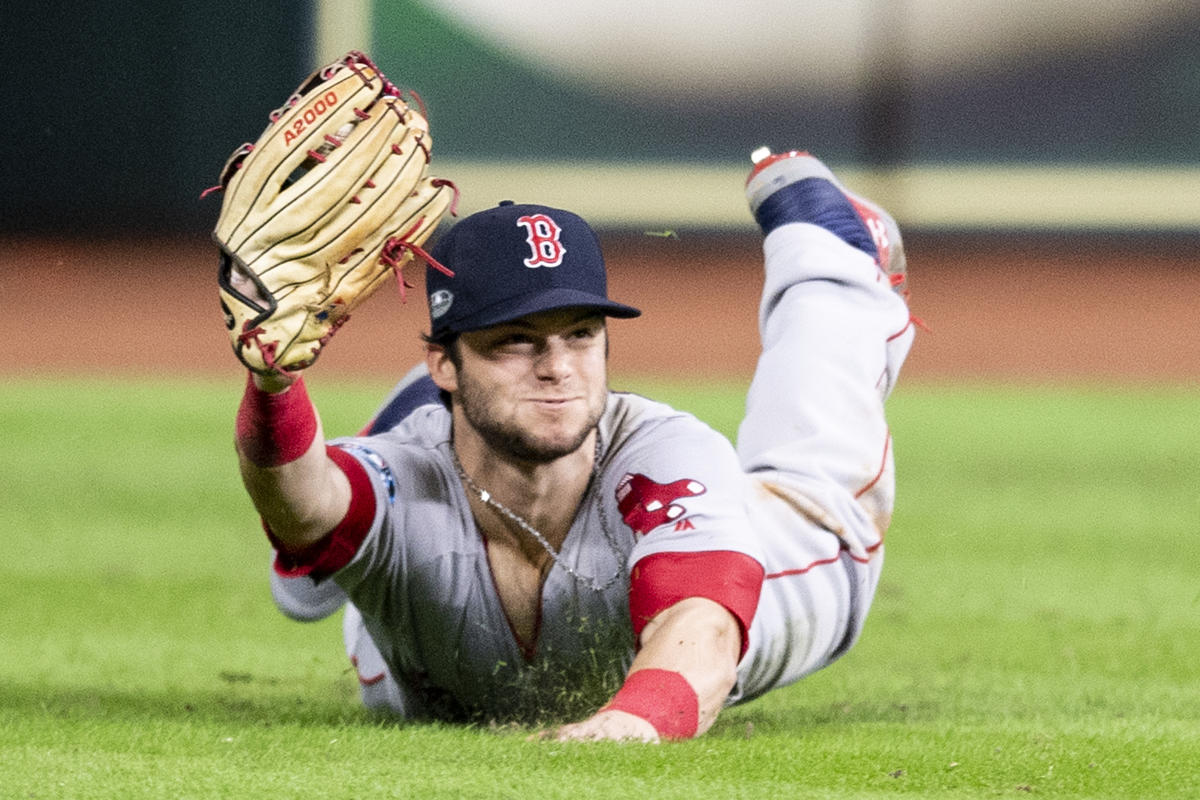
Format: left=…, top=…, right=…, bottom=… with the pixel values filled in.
left=5, top=231, right=1197, bottom=382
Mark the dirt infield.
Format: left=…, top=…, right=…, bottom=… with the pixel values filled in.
left=4, top=233, right=1196, bottom=383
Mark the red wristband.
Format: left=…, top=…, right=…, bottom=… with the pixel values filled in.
left=601, top=669, right=699, bottom=740
left=235, top=372, right=318, bottom=466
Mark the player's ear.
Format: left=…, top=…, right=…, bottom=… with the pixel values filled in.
left=426, top=343, right=458, bottom=393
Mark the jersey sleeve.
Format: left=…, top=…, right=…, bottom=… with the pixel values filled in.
left=610, top=413, right=766, bottom=651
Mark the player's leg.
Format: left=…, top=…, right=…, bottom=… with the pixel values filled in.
left=361, top=362, right=443, bottom=435
left=343, top=602, right=420, bottom=715
left=739, top=148, right=915, bottom=548
left=731, top=149, right=916, bottom=697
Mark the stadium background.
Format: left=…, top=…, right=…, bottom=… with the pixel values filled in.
left=2, top=0, right=1197, bottom=382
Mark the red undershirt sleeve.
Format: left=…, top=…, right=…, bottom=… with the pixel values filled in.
left=628, top=550, right=764, bottom=658
left=266, top=445, right=377, bottom=581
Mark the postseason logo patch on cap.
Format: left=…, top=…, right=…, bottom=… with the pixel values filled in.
left=428, top=289, right=453, bottom=320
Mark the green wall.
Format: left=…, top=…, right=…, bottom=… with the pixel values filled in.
left=2, top=2, right=312, bottom=234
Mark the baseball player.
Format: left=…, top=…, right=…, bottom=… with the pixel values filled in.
left=215, top=52, right=914, bottom=743
left=237, top=154, right=915, bottom=743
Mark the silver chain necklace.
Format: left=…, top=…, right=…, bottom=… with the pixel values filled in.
left=451, top=436, right=625, bottom=592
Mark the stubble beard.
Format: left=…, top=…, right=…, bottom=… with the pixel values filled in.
left=455, top=372, right=605, bottom=465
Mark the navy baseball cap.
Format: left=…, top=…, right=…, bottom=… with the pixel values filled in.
left=425, top=201, right=640, bottom=338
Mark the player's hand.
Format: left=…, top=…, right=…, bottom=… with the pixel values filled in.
left=536, top=709, right=660, bottom=743
left=228, top=263, right=265, bottom=306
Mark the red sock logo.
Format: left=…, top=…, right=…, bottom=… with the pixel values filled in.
left=516, top=214, right=566, bottom=267
left=615, top=473, right=706, bottom=536
left=849, top=198, right=891, bottom=268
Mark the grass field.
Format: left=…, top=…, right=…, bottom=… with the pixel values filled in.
left=1, top=375, right=1197, bottom=799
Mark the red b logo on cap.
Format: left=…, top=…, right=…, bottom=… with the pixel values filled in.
left=516, top=214, right=566, bottom=268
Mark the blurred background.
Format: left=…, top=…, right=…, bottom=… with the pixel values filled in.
left=6, top=0, right=1200, bottom=233
left=2, top=0, right=1197, bottom=379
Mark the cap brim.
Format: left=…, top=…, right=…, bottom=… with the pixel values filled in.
left=441, top=287, right=641, bottom=334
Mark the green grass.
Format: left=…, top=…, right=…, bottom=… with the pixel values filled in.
left=1, top=375, right=1197, bottom=799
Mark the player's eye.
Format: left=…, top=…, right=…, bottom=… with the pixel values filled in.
left=493, top=334, right=534, bottom=349
left=571, top=321, right=605, bottom=344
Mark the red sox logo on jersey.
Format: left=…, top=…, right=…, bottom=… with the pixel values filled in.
left=516, top=214, right=566, bottom=267
left=615, top=473, right=706, bottom=536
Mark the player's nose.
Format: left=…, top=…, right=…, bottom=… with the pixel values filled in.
left=533, top=339, right=573, bottom=381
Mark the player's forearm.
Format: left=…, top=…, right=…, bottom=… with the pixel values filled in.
left=626, top=597, right=740, bottom=736
left=235, top=373, right=351, bottom=548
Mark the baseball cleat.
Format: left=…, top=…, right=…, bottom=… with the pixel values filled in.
left=746, top=149, right=908, bottom=297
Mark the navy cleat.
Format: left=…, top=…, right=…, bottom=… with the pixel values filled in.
left=746, top=148, right=909, bottom=297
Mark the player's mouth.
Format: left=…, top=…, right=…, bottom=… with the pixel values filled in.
left=528, top=396, right=578, bottom=406
left=525, top=396, right=583, bottom=411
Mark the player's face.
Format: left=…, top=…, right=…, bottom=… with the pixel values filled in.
left=441, top=309, right=609, bottom=464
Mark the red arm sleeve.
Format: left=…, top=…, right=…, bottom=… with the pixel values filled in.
left=628, top=550, right=764, bottom=658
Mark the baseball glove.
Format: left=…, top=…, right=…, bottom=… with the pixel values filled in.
left=210, top=50, right=457, bottom=376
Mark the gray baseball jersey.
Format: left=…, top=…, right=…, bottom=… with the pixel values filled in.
left=300, top=391, right=762, bottom=722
